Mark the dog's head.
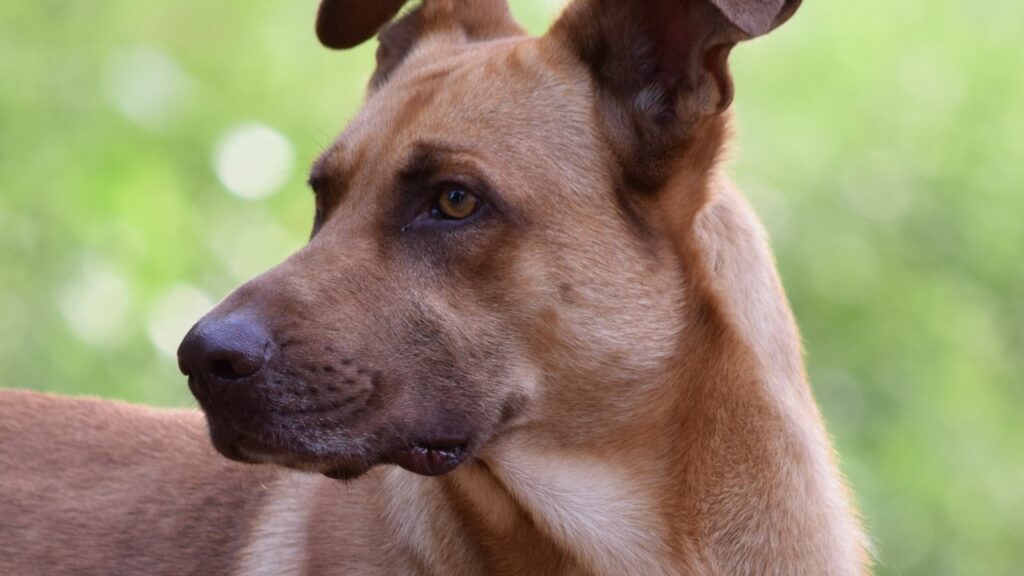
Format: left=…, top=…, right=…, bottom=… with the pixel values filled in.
left=178, top=0, right=800, bottom=479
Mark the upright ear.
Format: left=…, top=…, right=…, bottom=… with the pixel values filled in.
left=549, top=0, right=801, bottom=189
left=316, top=0, right=523, bottom=89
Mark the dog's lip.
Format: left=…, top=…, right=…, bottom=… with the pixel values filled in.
left=305, top=433, right=473, bottom=479
left=318, top=438, right=473, bottom=479
left=387, top=438, right=470, bottom=477
left=303, top=444, right=470, bottom=480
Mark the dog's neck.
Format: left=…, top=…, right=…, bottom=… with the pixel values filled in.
left=378, top=182, right=867, bottom=575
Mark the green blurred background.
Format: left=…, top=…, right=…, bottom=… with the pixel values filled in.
left=1, top=0, right=1021, bottom=573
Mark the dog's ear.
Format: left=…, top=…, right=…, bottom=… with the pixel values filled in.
left=316, top=0, right=523, bottom=89
left=315, top=0, right=408, bottom=50
left=549, top=0, right=800, bottom=190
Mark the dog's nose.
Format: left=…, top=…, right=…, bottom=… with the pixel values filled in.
left=177, top=314, right=270, bottom=383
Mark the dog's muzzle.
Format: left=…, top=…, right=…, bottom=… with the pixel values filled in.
left=175, top=312, right=472, bottom=479
left=176, top=313, right=279, bottom=459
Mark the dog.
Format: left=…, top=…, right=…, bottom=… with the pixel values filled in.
left=0, top=0, right=871, bottom=574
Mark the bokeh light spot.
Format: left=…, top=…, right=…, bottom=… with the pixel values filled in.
left=59, top=257, right=133, bottom=347
left=214, top=123, right=295, bottom=200
left=105, top=46, right=192, bottom=130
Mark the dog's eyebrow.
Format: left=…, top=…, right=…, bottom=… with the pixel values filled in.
left=308, top=153, right=330, bottom=192
left=398, top=143, right=445, bottom=183
left=308, top=145, right=352, bottom=200
left=397, top=141, right=480, bottom=185
left=306, top=171, right=327, bottom=193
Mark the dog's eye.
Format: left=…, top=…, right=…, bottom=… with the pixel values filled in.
left=433, top=185, right=480, bottom=220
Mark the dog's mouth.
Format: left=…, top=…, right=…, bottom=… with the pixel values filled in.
left=193, top=371, right=477, bottom=480
left=215, top=424, right=472, bottom=480
left=320, top=438, right=470, bottom=480
left=387, top=438, right=469, bottom=477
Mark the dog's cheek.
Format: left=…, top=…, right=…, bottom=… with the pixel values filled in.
left=521, top=228, right=682, bottom=380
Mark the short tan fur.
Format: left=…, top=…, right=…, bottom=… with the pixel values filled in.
left=0, top=1, right=869, bottom=574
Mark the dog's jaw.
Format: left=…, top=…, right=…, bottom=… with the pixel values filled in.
left=207, top=418, right=476, bottom=480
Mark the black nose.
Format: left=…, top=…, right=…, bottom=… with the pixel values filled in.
left=177, top=314, right=271, bottom=384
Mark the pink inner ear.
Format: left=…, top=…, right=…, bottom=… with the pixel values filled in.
left=708, top=0, right=785, bottom=36
left=646, top=1, right=729, bottom=86
left=641, top=0, right=748, bottom=116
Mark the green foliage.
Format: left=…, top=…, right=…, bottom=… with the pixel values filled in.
left=1, top=1, right=1021, bottom=573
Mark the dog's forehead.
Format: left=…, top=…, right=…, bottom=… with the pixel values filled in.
left=318, top=37, right=593, bottom=183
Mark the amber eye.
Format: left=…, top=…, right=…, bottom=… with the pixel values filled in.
left=434, top=185, right=480, bottom=220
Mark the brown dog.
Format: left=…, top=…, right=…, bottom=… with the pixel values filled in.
left=0, top=0, right=871, bottom=574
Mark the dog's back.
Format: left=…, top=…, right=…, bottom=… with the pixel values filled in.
left=0, top=390, right=404, bottom=576
left=0, top=391, right=265, bottom=575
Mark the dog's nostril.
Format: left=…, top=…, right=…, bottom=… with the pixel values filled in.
left=210, top=359, right=234, bottom=378
left=203, top=342, right=265, bottom=381
left=208, top=355, right=259, bottom=381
